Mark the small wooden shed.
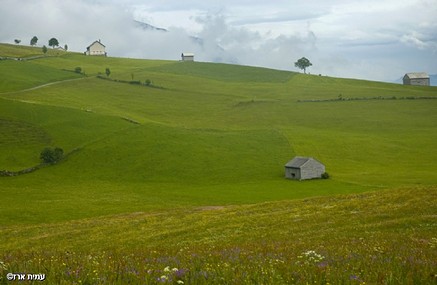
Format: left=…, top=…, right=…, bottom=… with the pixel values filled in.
left=181, top=52, right=194, bottom=61
left=285, top=156, right=325, bottom=180
left=403, top=72, right=430, bottom=86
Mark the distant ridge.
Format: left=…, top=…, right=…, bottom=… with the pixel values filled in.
left=134, top=20, right=167, bottom=32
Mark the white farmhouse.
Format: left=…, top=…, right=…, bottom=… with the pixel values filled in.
left=85, top=40, right=106, bottom=56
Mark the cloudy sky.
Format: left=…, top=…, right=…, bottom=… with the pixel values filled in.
left=1, top=0, right=436, bottom=82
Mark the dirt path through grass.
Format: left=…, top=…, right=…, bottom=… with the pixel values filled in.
left=0, top=77, right=88, bottom=95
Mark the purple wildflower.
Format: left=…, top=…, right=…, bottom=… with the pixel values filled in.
left=174, top=268, right=187, bottom=278
left=350, top=274, right=363, bottom=282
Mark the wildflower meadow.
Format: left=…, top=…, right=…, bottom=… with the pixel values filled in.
left=1, top=187, right=436, bottom=284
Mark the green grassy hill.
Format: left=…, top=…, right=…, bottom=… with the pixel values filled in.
left=0, top=43, right=436, bottom=284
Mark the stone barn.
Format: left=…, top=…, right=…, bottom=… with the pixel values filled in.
left=181, top=52, right=194, bottom=61
left=285, top=156, right=325, bottom=180
left=85, top=40, right=106, bottom=56
left=403, top=72, right=430, bottom=86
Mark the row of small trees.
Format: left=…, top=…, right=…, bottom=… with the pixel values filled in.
left=14, top=36, right=68, bottom=51
left=99, top=68, right=153, bottom=86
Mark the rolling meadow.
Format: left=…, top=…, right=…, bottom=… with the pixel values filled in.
left=0, top=43, right=436, bottom=284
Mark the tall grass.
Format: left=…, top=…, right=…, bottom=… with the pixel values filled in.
left=0, top=188, right=436, bottom=284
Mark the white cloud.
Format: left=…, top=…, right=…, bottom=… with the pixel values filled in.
left=1, top=0, right=436, bottom=82
left=0, top=0, right=134, bottom=52
left=401, top=32, right=429, bottom=50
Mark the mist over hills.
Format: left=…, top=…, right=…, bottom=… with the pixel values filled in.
left=134, top=20, right=167, bottom=32
left=1, top=0, right=436, bottom=83
left=132, top=20, right=231, bottom=63
left=129, top=20, right=437, bottom=85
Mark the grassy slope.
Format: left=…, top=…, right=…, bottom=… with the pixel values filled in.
left=2, top=187, right=435, bottom=251
left=1, top=44, right=437, bottom=225
left=0, top=43, right=437, bottom=283
left=0, top=60, right=83, bottom=92
left=0, top=43, right=68, bottom=58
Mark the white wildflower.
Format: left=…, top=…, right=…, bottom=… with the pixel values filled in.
left=0, top=261, right=7, bottom=270
left=430, top=237, right=437, bottom=248
left=299, top=250, right=325, bottom=264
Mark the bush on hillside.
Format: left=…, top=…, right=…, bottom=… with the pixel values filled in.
left=75, top=67, right=82, bottom=74
left=321, top=172, right=330, bottom=179
left=40, top=147, right=64, bottom=164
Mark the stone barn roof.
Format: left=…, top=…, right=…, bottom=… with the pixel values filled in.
left=285, top=156, right=322, bottom=169
left=404, top=72, right=429, bottom=79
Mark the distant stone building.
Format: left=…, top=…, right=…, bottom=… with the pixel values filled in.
left=285, top=156, right=325, bottom=180
left=403, top=72, right=430, bottom=86
left=181, top=52, right=194, bottom=61
left=85, top=40, right=106, bottom=56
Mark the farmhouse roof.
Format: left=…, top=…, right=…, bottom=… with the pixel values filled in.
left=182, top=52, right=194, bottom=56
left=285, top=156, right=322, bottom=168
left=404, top=72, right=429, bottom=79
left=87, top=40, right=105, bottom=49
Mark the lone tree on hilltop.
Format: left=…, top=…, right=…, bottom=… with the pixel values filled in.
left=30, top=36, right=38, bottom=46
left=294, top=57, right=312, bottom=74
left=14, top=39, right=21, bottom=44
left=48, top=38, right=59, bottom=48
